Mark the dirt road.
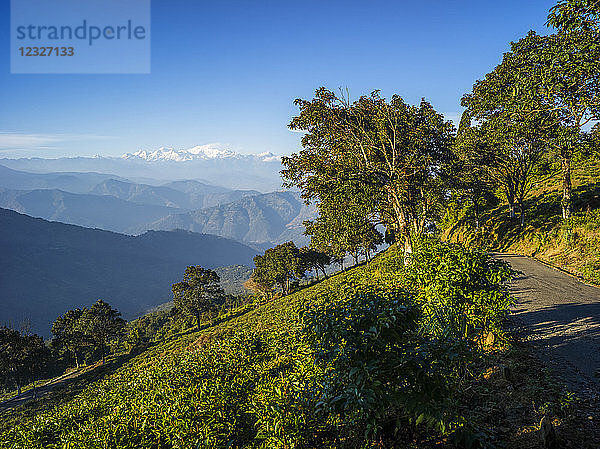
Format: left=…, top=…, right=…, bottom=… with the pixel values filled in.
left=0, top=368, right=82, bottom=412
left=497, top=253, right=600, bottom=394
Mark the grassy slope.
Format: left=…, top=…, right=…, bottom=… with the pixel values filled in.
left=444, top=159, right=600, bottom=284
left=0, top=257, right=371, bottom=448
left=0, top=247, right=588, bottom=448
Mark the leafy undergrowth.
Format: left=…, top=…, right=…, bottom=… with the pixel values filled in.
left=0, top=240, right=585, bottom=448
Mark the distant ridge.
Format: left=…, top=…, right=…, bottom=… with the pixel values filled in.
left=133, top=191, right=315, bottom=248
left=0, top=145, right=284, bottom=191
left=0, top=188, right=184, bottom=233
left=0, top=208, right=258, bottom=336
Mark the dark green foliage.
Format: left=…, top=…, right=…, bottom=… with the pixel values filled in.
left=83, top=300, right=126, bottom=363
left=299, top=247, right=332, bottom=280
left=406, top=238, right=516, bottom=339
left=0, top=327, right=50, bottom=395
left=304, top=200, right=384, bottom=266
left=305, top=286, right=460, bottom=443
left=51, top=308, right=89, bottom=368
left=283, top=88, right=455, bottom=255
left=172, top=266, right=225, bottom=330
left=547, top=0, right=600, bottom=31
left=462, top=29, right=600, bottom=221
left=52, top=301, right=126, bottom=366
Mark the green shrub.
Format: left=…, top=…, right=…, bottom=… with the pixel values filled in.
left=304, top=284, right=466, bottom=446
left=407, top=237, right=515, bottom=340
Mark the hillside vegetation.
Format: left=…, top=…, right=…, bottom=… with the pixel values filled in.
left=2, top=240, right=564, bottom=448
left=443, top=159, right=600, bottom=284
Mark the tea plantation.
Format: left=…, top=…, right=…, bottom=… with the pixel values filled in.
left=0, top=240, right=517, bottom=448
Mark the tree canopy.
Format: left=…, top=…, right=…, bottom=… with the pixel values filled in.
left=548, top=0, right=600, bottom=31
left=172, top=266, right=225, bottom=330
left=283, top=88, right=455, bottom=256
left=251, top=242, right=305, bottom=296
left=462, top=29, right=600, bottom=219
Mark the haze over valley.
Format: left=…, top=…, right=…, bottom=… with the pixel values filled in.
left=0, top=147, right=314, bottom=334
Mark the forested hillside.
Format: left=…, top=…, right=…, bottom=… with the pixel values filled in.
left=0, top=209, right=257, bottom=335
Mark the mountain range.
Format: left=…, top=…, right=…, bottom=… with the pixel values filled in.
left=0, top=164, right=128, bottom=193
left=0, top=165, right=314, bottom=245
left=0, top=144, right=284, bottom=191
left=0, top=188, right=184, bottom=234
left=121, top=144, right=280, bottom=163
left=133, top=191, right=314, bottom=248
left=0, top=208, right=258, bottom=336
left=91, top=179, right=260, bottom=210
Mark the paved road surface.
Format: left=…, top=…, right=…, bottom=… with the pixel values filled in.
left=497, top=254, right=600, bottom=393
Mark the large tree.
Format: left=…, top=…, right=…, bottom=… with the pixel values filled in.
left=457, top=105, right=548, bottom=226
left=0, top=327, right=49, bottom=395
left=450, top=111, right=498, bottom=231
left=52, top=308, right=89, bottom=368
left=283, top=89, right=455, bottom=257
left=304, top=196, right=382, bottom=266
left=172, top=267, right=225, bottom=330
left=299, top=247, right=332, bottom=281
left=463, top=30, right=600, bottom=219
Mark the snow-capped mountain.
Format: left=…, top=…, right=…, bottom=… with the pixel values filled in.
left=121, top=144, right=280, bottom=163
left=1, top=144, right=285, bottom=191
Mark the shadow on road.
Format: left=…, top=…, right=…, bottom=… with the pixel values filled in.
left=512, top=296, right=600, bottom=382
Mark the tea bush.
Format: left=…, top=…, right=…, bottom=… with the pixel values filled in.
left=406, top=237, right=515, bottom=340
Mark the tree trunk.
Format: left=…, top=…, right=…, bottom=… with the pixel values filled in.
left=508, top=202, right=516, bottom=219
left=473, top=197, right=480, bottom=231
left=385, top=184, right=413, bottom=258
left=518, top=199, right=525, bottom=227
left=561, top=154, right=572, bottom=220
left=73, top=349, right=79, bottom=369
left=196, top=313, right=202, bottom=331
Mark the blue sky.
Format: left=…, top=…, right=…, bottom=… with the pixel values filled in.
left=0, top=0, right=556, bottom=158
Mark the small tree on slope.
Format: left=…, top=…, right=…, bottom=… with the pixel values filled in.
left=172, top=266, right=225, bottom=331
